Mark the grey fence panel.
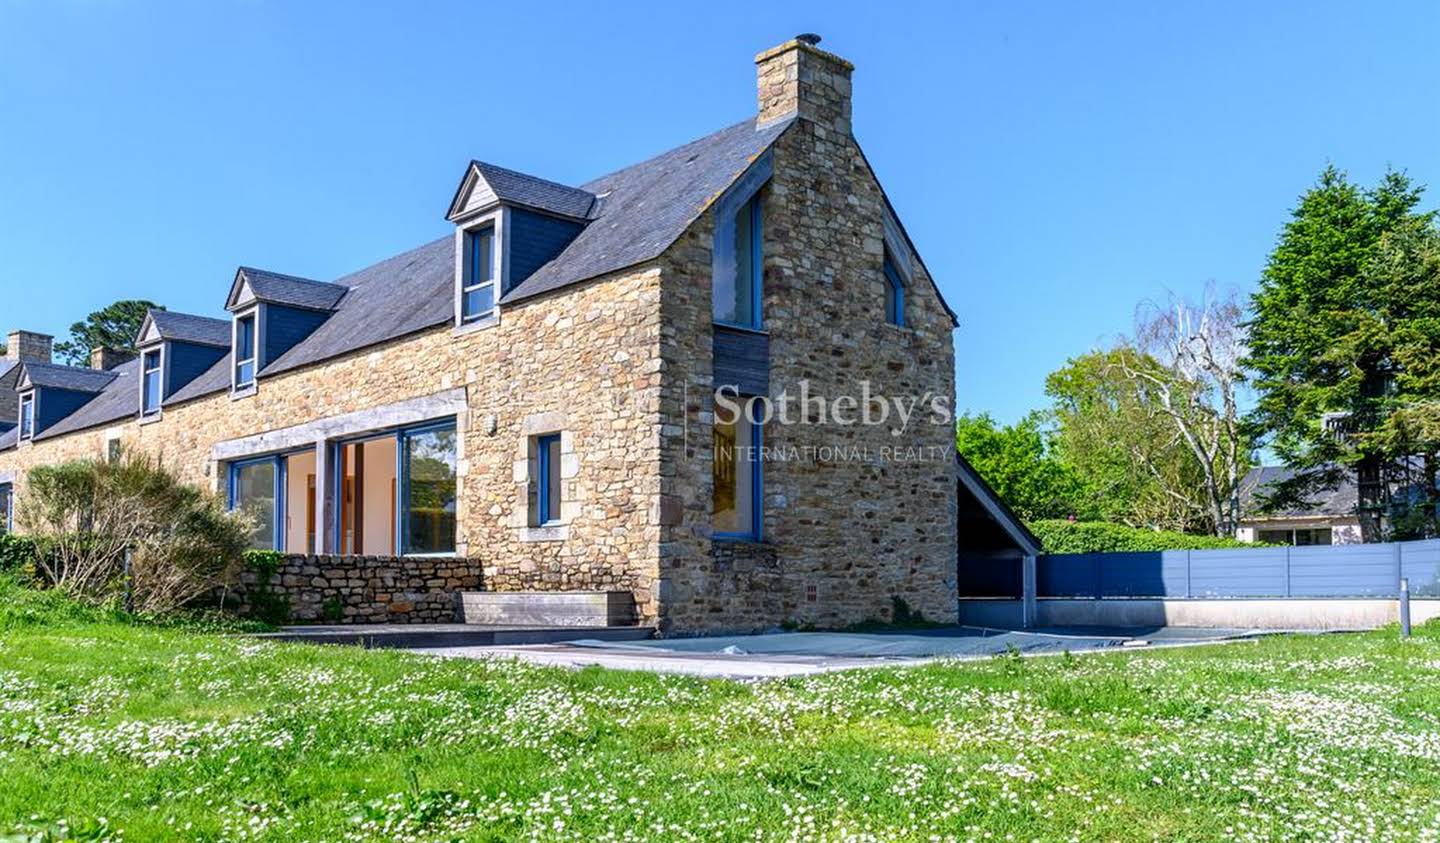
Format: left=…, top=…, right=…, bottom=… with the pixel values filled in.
left=1098, top=551, right=1190, bottom=597
left=1401, top=540, right=1440, bottom=597
left=1288, top=544, right=1397, bottom=597
left=1037, top=553, right=1100, bottom=598
left=1188, top=547, right=1288, bottom=597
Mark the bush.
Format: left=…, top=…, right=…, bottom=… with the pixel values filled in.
left=1030, top=520, right=1268, bottom=553
left=18, top=450, right=252, bottom=613
left=0, top=533, right=38, bottom=574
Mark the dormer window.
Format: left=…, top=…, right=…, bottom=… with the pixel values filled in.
left=18, top=394, right=33, bottom=440
left=461, top=226, right=496, bottom=323
left=141, top=349, right=162, bottom=415
left=235, top=313, right=257, bottom=388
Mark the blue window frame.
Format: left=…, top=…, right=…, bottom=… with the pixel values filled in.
left=235, top=314, right=257, bottom=387
left=883, top=252, right=906, bottom=327
left=713, top=194, right=764, bottom=329
left=331, top=418, right=457, bottom=556
left=18, top=394, right=33, bottom=440
left=229, top=455, right=285, bottom=551
left=142, top=349, right=162, bottom=415
left=0, top=483, right=12, bottom=534
left=461, top=226, right=496, bottom=323
left=535, top=433, right=562, bottom=525
left=713, top=396, right=763, bottom=541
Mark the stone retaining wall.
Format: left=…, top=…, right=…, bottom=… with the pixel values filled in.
left=231, top=554, right=483, bottom=624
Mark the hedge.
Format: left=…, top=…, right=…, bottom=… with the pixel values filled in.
left=1029, top=520, right=1266, bottom=554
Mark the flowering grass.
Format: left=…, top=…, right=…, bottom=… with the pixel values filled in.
left=2, top=583, right=1440, bottom=841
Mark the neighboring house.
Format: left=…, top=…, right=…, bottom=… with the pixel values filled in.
left=0, top=37, right=979, bottom=633
left=1236, top=466, right=1363, bottom=545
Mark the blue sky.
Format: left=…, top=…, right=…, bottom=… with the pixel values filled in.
left=2, top=1, right=1437, bottom=423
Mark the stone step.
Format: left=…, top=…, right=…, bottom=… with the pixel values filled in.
left=256, top=623, right=653, bottom=649
left=460, top=591, right=637, bottom=627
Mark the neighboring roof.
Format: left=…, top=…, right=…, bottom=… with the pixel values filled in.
left=956, top=451, right=1043, bottom=556
left=0, top=359, right=17, bottom=380
left=449, top=161, right=598, bottom=221
left=1239, top=465, right=1357, bottom=520
left=502, top=116, right=795, bottom=304
left=228, top=267, right=350, bottom=312
left=142, top=310, right=231, bottom=348
left=18, top=361, right=117, bottom=393
left=0, top=426, right=15, bottom=452
left=34, top=358, right=141, bottom=441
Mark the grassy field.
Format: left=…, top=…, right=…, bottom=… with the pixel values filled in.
left=2, top=579, right=1440, bottom=842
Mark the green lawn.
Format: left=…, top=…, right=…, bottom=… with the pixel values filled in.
left=2, top=580, right=1440, bottom=842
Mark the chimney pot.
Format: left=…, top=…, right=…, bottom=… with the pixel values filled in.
left=5, top=330, right=53, bottom=365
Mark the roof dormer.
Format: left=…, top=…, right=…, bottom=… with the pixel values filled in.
left=14, top=361, right=116, bottom=441
left=224, top=268, right=348, bottom=393
left=134, top=309, right=230, bottom=417
left=445, top=162, right=593, bottom=328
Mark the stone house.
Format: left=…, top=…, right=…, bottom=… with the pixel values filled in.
left=0, top=36, right=979, bottom=634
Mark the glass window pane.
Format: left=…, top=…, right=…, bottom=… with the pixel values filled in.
left=713, top=197, right=760, bottom=326
left=713, top=404, right=755, bottom=535
left=20, top=398, right=32, bottom=438
left=468, top=229, right=493, bottom=285
left=143, top=370, right=161, bottom=412
left=237, top=316, right=255, bottom=359
left=234, top=461, right=277, bottom=550
left=403, top=427, right=457, bottom=554
left=236, top=359, right=255, bottom=385
left=884, top=257, right=905, bottom=326
left=462, top=284, right=494, bottom=320
left=0, top=484, right=11, bottom=534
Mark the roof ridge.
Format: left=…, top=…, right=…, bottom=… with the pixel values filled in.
left=239, top=266, right=349, bottom=290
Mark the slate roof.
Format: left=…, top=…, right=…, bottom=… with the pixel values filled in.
left=19, top=361, right=118, bottom=393
left=0, top=115, right=812, bottom=446
left=0, top=359, right=17, bottom=380
left=145, top=310, right=231, bottom=348
left=1239, top=466, right=1358, bottom=519
left=34, top=358, right=141, bottom=442
left=466, top=162, right=597, bottom=220
left=233, top=267, right=350, bottom=311
left=0, top=427, right=15, bottom=452
left=503, top=117, right=794, bottom=304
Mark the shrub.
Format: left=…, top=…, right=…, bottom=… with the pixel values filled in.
left=1029, top=520, right=1267, bottom=554
left=0, top=533, right=38, bottom=575
left=18, top=450, right=252, bottom=613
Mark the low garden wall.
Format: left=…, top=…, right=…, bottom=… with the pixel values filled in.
left=229, top=554, right=483, bottom=624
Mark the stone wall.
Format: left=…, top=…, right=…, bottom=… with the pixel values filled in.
left=655, top=43, right=959, bottom=634
left=231, top=554, right=482, bottom=624
left=0, top=264, right=666, bottom=625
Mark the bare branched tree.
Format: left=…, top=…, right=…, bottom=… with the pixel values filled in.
left=1114, top=287, right=1250, bottom=537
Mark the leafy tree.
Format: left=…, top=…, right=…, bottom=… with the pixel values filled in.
left=955, top=412, right=1085, bottom=521
left=52, top=300, right=162, bottom=367
left=1045, top=350, right=1208, bottom=532
left=1246, top=167, right=1434, bottom=540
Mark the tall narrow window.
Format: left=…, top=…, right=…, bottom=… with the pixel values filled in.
left=0, top=484, right=12, bottom=534
left=461, top=226, right=496, bottom=323
left=401, top=424, right=457, bottom=555
left=235, top=314, right=257, bottom=387
left=18, top=395, right=33, bottom=440
left=713, top=396, right=761, bottom=539
left=231, top=458, right=279, bottom=550
left=713, top=195, right=763, bottom=328
left=535, top=433, right=562, bottom=525
left=883, top=251, right=906, bottom=327
left=141, top=350, right=162, bottom=415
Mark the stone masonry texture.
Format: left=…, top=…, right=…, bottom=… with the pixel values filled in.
left=0, top=38, right=959, bottom=635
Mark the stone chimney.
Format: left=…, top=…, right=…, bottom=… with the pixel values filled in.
left=90, top=346, right=132, bottom=371
left=755, top=33, right=854, bottom=135
left=5, top=330, right=53, bottom=364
